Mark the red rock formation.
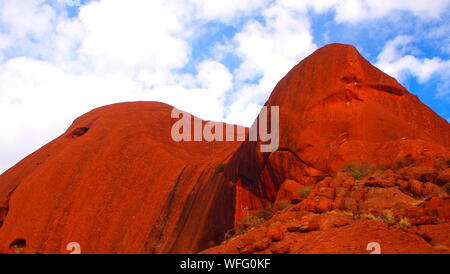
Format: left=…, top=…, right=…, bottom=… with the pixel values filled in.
left=0, top=43, right=449, bottom=254
left=203, top=170, right=450, bottom=254
left=225, top=43, right=450, bottom=221
left=0, top=102, right=243, bottom=254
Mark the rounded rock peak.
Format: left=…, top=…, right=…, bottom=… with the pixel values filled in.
left=315, top=43, right=360, bottom=54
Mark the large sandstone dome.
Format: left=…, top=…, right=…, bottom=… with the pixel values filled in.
left=0, top=102, right=242, bottom=253
left=228, top=43, right=449, bottom=182
left=0, top=44, right=449, bottom=254
left=225, top=44, right=450, bottom=217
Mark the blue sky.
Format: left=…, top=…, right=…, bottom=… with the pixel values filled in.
left=0, top=0, right=449, bottom=173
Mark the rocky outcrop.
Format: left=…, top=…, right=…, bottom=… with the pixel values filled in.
left=225, top=43, right=450, bottom=225
left=203, top=167, right=450, bottom=254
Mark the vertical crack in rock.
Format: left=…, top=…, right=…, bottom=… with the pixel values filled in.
left=166, top=170, right=207, bottom=253
left=167, top=165, right=236, bottom=254
left=0, top=185, right=19, bottom=228
left=142, top=166, right=188, bottom=253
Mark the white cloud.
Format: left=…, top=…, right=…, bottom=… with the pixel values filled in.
left=333, top=0, right=450, bottom=22
left=376, top=35, right=414, bottom=63
left=361, top=0, right=450, bottom=19
left=221, top=2, right=316, bottom=125
left=146, top=60, right=233, bottom=122
left=0, top=0, right=62, bottom=61
left=376, top=35, right=450, bottom=82
left=426, top=22, right=450, bottom=54
left=188, top=0, right=270, bottom=22
left=0, top=57, right=146, bottom=168
left=277, top=0, right=450, bottom=23
left=0, top=0, right=56, bottom=39
left=0, top=33, right=13, bottom=50
left=375, top=35, right=450, bottom=98
left=77, top=0, right=190, bottom=76
left=196, top=60, right=233, bottom=94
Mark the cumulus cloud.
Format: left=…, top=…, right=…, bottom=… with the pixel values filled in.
left=376, top=35, right=450, bottom=86
left=77, top=0, right=190, bottom=75
left=285, top=0, right=450, bottom=23
left=188, top=0, right=270, bottom=22
left=146, top=60, right=233, bottom=122
left=375, top=35, right=450, bottom=103
left=222, top=1, right=317, bottom=125
left=0, top=0, right=60, bottom=62
left=0, top=0, right=56, bottom=39
left=0, top=56, right=146, bottom=171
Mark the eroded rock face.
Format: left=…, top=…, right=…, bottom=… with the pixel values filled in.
left=206, top=44, right=449, bottom=254
left=225, top=43, right=450, bottom=222
left=0, top=102, right=242, bottom=254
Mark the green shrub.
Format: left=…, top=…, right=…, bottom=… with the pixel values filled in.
left=275, top=200, right=292, bottom=211
left=254, top=208, right=274, bottom=220
left=343, top=161, right=372, bottom=180
left=298, top=186, right=312, bottom=198
left=236, top=215, right=265, bottom=235
left=399, top=217, right=411, bottom=230
left=381, top=210, right=396, bottom=225
left=234, top=207, right=274, bottom=236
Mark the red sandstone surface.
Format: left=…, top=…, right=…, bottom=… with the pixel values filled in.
left=0, top=43, right=449, bottom=254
